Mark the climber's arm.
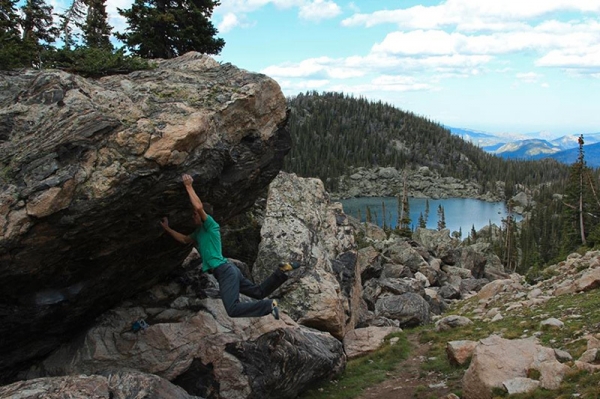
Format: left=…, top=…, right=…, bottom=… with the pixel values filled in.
left=182, top=174, right=208, bottom=222
left=160, top=217, right=193, bottom=244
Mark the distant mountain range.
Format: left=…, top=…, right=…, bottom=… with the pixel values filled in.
left=448, top=127, right=600, bottom=167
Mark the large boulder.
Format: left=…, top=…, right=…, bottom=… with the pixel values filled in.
left=363, top=277, right=425, bottom=310
left=384, top=239, right=429, bottom=272
left=375, top=292, right=430, bottom=327
left=413, top=228, right=459, bottom=264
left=0, top=52, right=290, bottom=380
left=460, top=243, right=507, bottom=280
left=462, top=335, right=570, bottom=399
left=252, top=172, right=360, bottom=339
left=0, top=371, right=200, bottom=399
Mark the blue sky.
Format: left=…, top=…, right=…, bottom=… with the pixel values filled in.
left=84, top=0, right=600, bottom=136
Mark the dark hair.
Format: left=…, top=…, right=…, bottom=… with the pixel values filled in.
left=203, top=203, right=213, bottom=214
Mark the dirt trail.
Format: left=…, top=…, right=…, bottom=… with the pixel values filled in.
left=356, top=334, right=454, bottom=399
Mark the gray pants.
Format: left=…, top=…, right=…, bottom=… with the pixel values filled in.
left=212, top=262, right=288, bottom=317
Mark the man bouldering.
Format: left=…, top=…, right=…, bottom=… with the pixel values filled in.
left=160, top=173, right=300, bottom=319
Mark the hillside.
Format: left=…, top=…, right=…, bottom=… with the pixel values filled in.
left=490, top=139, right=561, bottom=159
left=484, top=139, right=600, bottom=167
left=541, top=142, right=600, bottom=167
left=284, top=92, right=570, bottom=196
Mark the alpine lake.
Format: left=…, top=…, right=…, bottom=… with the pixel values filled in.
left=338, top=197, right=521, bottom=237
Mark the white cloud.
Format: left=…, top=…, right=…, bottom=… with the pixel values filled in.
left=261, top=50, right=492, bottom=95
left=359, top=53, right=493, bottom=72
left=327, top=79, right=437, bottom=94
left=262, top=57, right=332, bottom=77
left=216, top=0, right=340, bottom=27
left=372, top=30, right=461, bottom=55
left=342, top=6, right=448, bottom=30
left=261, top=56, right=365, bottom=79
left=277, top=79, right=330, bottom=91
left=348, top=2, right=360, bottom=13
left=541, top=82, right=550, bottom=88
left=370, top=75, right=436, bottom=91
left=299, top=0, right=342, bottom=21
left=217, top=0, right=302, bottom=14
left=516, top=72, right=541, bottom=83
left=341, top=0, right=600, bottom=30
left=536, top=45, right=600, bottom=69
left=327, top=67, right=364, bottom=79
left=372, top=25, right=600, bottom=58
left=218, top=13, right=240, bottom=33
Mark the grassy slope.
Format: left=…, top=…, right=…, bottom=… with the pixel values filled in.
left=300, top=259, right=600, bottom=399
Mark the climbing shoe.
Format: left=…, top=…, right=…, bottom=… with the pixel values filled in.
left=279, top=261, right=301, bottom=272
left=272, top=300, right=280, bottom=320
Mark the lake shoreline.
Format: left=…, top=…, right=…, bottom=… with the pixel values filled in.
left=330, top=166, right=505, bottom=203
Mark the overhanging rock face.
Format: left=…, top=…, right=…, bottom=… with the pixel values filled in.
left=0, top=52, right=290, bottom=381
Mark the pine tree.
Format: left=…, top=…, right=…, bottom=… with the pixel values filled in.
left=396, top=173, right=412, bottom=237
left=81, top=0, right=113, bottom=49
left=418, top=212, right=426, bottom=228
left=57, top=0, right=86, bottom=50
left=20, top=0, right=57, bottom=65
left=0, top=0, right=24, bottom=69
left=21, top=0, right=56, bottom=43
left=1, top=0, right=20, bottom=37
left=502, top=214, right=518, bottom=272
left=397, top=195, right=412, bottom=237
left=561, top=135, right=600, bottom=250
left=117, top=0, right=225, bottom=59
left=437, top=204, right=446, bottom=230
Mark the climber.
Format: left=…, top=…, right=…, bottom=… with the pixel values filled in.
left=160, top=173, right=300, bottom=320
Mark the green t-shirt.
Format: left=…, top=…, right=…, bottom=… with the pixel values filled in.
left=190, top=215, right=228, bottom=272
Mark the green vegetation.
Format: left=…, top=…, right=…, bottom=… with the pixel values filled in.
left=416, top=287, right=600, bottom=399
left=42, top=47, right=153, bottom=77
left=300, top=332, right=410, bottom=399
left=0, top=0, right=224, bottom=75
left=117, top=0, right=224, bottom=59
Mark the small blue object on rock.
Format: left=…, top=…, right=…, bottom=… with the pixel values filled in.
left=132, top=319, right=149, bottom=332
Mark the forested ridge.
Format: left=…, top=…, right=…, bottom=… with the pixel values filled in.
left=283, top=91, right=569, bottom=197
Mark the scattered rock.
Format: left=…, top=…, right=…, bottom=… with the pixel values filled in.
left=502, top=377, right=540, bottom=395
left=541, top=318, right=564, bottom=330
left=343, top=326, right=402, bottom=359
left=436, top=315, right=473, bottom=331
left=447, top=340, right=478, bottom=365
